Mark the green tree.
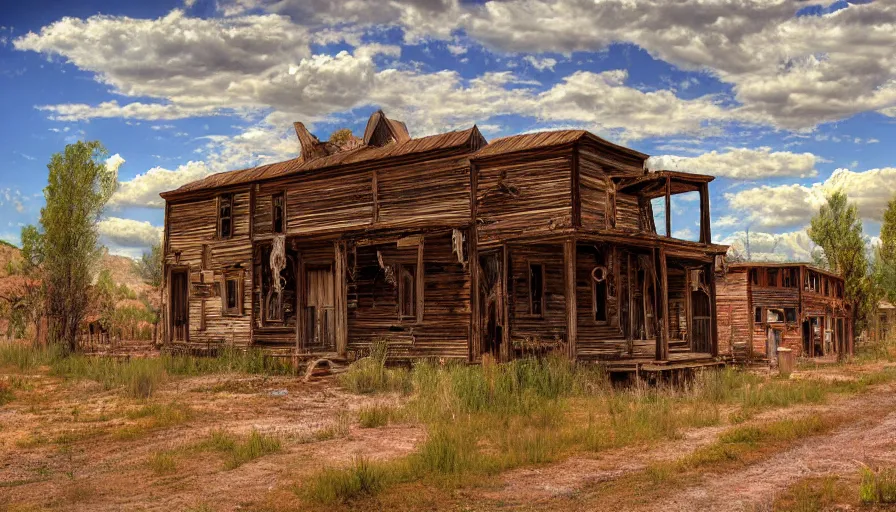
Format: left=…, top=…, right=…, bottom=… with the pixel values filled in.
left=808, top=191, right=871, bottom=347
left=0, top=225, right=45, bottom=342
left=134, top=241, right=163, bottom=288
left=873, top=195, right=896, bottom=304
left=40, top=141, right=117, bottom=352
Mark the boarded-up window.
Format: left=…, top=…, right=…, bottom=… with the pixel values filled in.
left=218, top=194, right=233, bottom=239
left=399, top=264, right=416, bottom=319
left=529, top=263, right=545, bottom=316
left=272, top=192, right=285, bottom=233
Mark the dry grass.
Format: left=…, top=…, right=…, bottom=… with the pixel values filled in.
left=197, top=429, right=282, bottom=470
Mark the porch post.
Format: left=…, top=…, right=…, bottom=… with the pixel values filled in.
left=334, top=241, right=349, bottom=357
left=664, top=177, right=671, bottom=238
left=469, top=230, right=481, bottom=361
left=500, top=243, right=511, bottom=362
left=657, top=247, right=669, bottom=361
left=709, top=261, right=719, bottom=357
left=564, top=238, right=577, bottom=360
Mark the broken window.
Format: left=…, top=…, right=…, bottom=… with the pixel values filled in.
left=222, top=272, right=242, bottom=316
left=750, top=269, right=760, bottom=286
left=785, top=307, right=797, bottom=323
left=767, top=268, right=779, bottom=287
left=218, top=194, right=233, bottom=239
left=399, top=264, right=417, bottom=319
left=272, top=192, right=285, bottom=234
left=782, top=268, right=795, bottom=288
left=767, top=308, right=784, bottom=323
left=529, top=263, right=545, bottom=316
left=255, top=243, right=297, bottom=326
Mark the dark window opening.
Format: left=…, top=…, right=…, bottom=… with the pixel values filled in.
left=594, top=276, right=607, bottom=322
left=767, top=268, right=779, bottom=287
left=824, top=278, right=830, bottom=296
left=529, top=263, right=545, bottom=316
left=272, top=192, right=285, bottom=233
left=399, top=264, right=416, bottom=319
left=255, top=244, right=297, bottom=326
left=219, top=194, right=233, bottom=238
left=755, top=307, right=763, bottom=323
left=750, top=269, right=759, bottom=286
left=782, top=268, right=795, bottom=288
left=785, top=307, right=797, bottom=323
left=223, top=274, right=242, bottom=316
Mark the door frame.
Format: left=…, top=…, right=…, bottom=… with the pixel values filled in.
left=168, top=265, right=190, bottom=343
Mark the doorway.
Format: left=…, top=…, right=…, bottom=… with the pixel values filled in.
left=767, top=327, right=782, bottom=362
left=479, top=252, right=504, bottom=359
left=690, top=289, right=712, bottom=353
left=304, top=265, right=335, bottom=352
left=170, top=268, right=189, bottom=342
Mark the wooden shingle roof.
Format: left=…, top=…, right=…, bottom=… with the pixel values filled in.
left=472, top=129, right=649, bottom=161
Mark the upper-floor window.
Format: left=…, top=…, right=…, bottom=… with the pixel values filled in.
left=782, top=268, right=796, bottom=288
left=767, top=268, right=779, bottom=287
left=218, top=193, right=233, bottom=239
left=272, top=192, right=285, bottom=234
left=749, top=269, right=760, bottom=286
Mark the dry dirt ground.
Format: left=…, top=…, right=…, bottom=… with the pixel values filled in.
left=2, top=359, right=895, bottom=511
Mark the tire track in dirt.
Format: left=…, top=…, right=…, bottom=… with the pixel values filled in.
left=649, top=384, right=896, bottom=512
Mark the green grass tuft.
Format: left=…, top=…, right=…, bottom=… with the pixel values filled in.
left=305, top=456, right=391, bottom=505
left=860, top=466, right=896, bottom=504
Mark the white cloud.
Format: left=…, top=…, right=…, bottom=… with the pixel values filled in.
left=98, top=217, right=163, bottom=248
left=721, top=229, right=820, bottom=262
left=110, top=161, right=211, bottom=208
left=37, top=101, right=220, bottom=122
left=523, top=55, right=557, bottom=71
left=648, top=147, right=821, bottom=180
left=725, top=167, right=896, bottom=229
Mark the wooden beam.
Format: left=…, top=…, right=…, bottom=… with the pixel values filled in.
left=699, top=183, right=711, bottom=244
left=334, top=241, right=349, bottom=356
left=564, top=238, right=577, bottom=360
left=626, top=251, right=634, bottom=356
left=571, top=143, right=581, bottom=228
left=665, top=177, right=671, bottom=238
left=500, top=243, right=510, bottom=362
left=416, top=239, right=425, bottom=325
left=470, top=162, right=480, bottom=361
left=708, top=262, right=719, bottom=357
left=658, top=247, right=669, bottom=361
left=296, top=247, right=304, bottom=352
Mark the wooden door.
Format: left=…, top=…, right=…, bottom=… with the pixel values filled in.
left=170, top=269, right=189, bottom=342
left=479, top=252, right=504, bottom=359
left=304, top=266, right=335, bottom=352
left=690, top=289, right=711, bottom=353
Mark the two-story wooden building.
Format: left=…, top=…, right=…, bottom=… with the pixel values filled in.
left=159, top=111, right=729, bottom=371
left=716, top=262, right=853, bottom=362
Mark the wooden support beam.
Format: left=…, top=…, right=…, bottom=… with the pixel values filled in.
left=626, top=251, right=634, bottom=356
left=500, top=243, right=511, bottom=362
left=296, top=248, right=304, bottom=352
left=564, top=238, right=577, bottom=360
left=469, top=229, right=481, bottom=361
left=665, top=177, right=671, bottom=238
left=416, top=239, right=425, bottom=324
left=699, top=183, right=711, bottom=243
left=334, top=241, right=349, bottom=356
left=708, top=262, right=719, bottom=357
left=657, top=247, right=669, bottom=361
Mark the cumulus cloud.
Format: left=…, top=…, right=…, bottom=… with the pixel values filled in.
left=523, top=55, right=557, bottom=71
left=110, top=161, right=212, bottom=208
left=720, top=229, right=820, bottom=262
left=725, top=167, right=896, bottom=230
left=97, top=217, right=163, bottom=248
left=38, top=101, right=220, bottom=122
left=648, top=147, right=822, bottom=180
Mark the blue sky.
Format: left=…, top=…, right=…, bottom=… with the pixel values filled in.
left=1, top=0, right=895, bottom=260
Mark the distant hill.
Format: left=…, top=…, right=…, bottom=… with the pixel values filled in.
left=0, top=243, right=152, bottom=296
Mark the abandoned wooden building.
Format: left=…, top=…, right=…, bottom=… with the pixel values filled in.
left=715, top=262, right=853, bottom=362
left=159, top=110, right=730, bottom=371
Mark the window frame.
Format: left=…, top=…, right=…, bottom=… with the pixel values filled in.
left=398, top=263, right=417, bottom=320
left=218, top=193, right=234, bottom=239
left=221, top=270, right=243, bottom=317
left=754, top=306, right=763, bottom=323
left=766, top=268, right=779, bottom=287
left=528, top=262, right=546, bottom=318
left=749, top=269, right=760, bottom=286
left=784, top=307, right=797, bottom=323
left=271, top=191, right=285, bottom=234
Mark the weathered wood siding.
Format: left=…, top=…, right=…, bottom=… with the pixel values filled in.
left=347, top=231, right=470, bottom=359
left=615, top=193, right=642, bottom=232
left=575, top=245, right=631, bottom=360
left=508, top=243, right=568, bottom=347
left=377, top=156, right=471, bottom=228
left=715, top=270, right=750, bottom=359
left=165, top=190, right=253, bottom=347
left=578, top=150, right=607, bottom=230
left=477, top=155, right=572, bottom=243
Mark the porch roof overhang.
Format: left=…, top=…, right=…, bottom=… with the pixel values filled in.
left=476, top=227, right=729, bottom=262
left=615, top=170, right=714, bottom=198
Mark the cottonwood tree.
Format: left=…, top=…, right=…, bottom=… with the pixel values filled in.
left=41, top=141, right=117, bottom=352
left=808, top=191, right=872, bottom=340
left=873, top=195, right=896, bottom=303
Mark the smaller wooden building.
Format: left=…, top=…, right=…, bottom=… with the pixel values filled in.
left=870, top=300, right=895, bottom=343
left=716, top=262, right=853, bottom=362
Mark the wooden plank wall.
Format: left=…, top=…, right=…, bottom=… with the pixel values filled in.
left=577, top=150, right=607, bottom=229
left=347, top=231, right=470, bottom=359
left=508, top=243, right=567, bottom=349
left=715, top=270, right=750, bottom=359
left=165, top=190, right=253, bottom=347
left=377, top=156, right=471, bottom=227
left=477, top=155, right=572, bottom=243
left=575, top=245, right=629, bottom=360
